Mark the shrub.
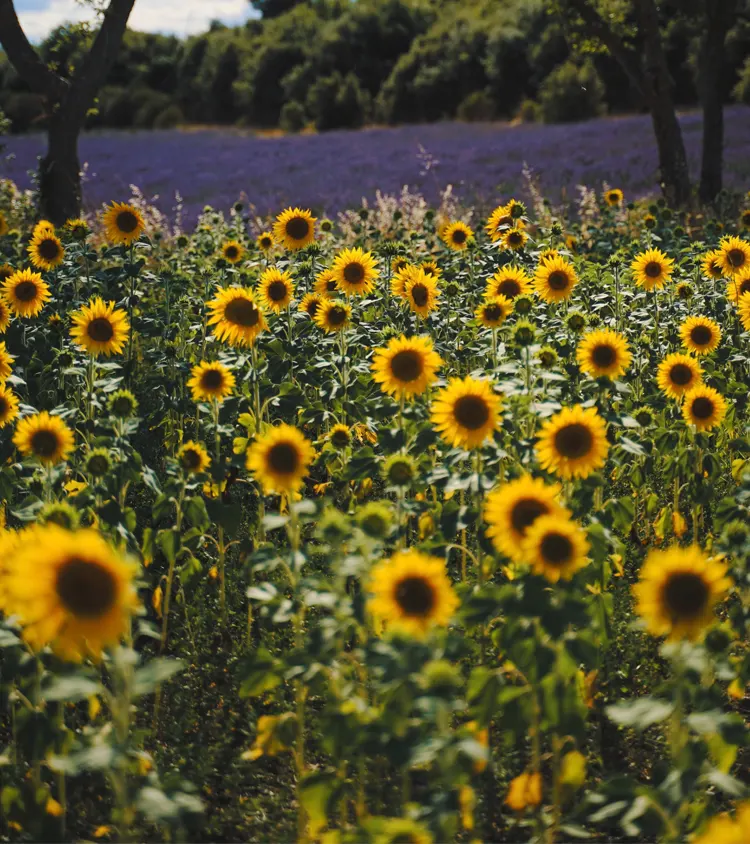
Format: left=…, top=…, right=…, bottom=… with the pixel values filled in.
left=457, top=90, right=495, bottom=122
left=306, top=72, right=369, bottom=131
left=733, top=57, right=750, bottom=105
left=153, top=104, right=185, bottom=129
left=538, top=59, right=606, bottom=123
left=279, top=100, right=307, bottom=132
left=517, top=98, right=541, bottom=123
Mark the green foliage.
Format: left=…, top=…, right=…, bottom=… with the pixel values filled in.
left=538, top=58, right=606, bottom=123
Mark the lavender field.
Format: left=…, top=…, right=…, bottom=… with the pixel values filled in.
left=4, top=107, right=750, bottom=225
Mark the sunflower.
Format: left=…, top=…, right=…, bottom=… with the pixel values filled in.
left=0, top=264, right=15, bottom=284
left=405, top=269, right=439, bottom=318
left=725, top=268, right=750, bottom=304
left=604, top=188, right=623, bottom=207
left=0, top=212, right=7, bottom=237
left=430, top=376, right=502, bottom=449
left=102, top=202, right=145, bottom=246
left=739, top=292, right=750, bottom=331
left=656, top=353, right=703, bottom=399
left=441, top=221, right=473, bottom=251
left=108, top=389, right=138, bottom=418
left=484, top=476, right=568, bottom=562
left=33, top=220, right=55, bottom=238
left=371, top=335, right=443, bottom=399
left=475, top=294, right=513, bottom=328
left=565, top=234, right=579, bottom=253
left=314, top=268, right=340, bottom=299
left=539, top=249, right=559, bottom=264
left=298, top=293, right=323, bottom=319
left=718, top=235, right=750, bottom=276
left=13, top=411, right=75, bottom=465
left=485, top=204, right=524, bottom=242
left=70, top=298, right=130, bottom=357
left=208, top=286, right=267, bottom=347
left=487, top=265, right=532, bottom=300
left=177, top=440, right=211, bottom=474
left=631, top=248, right=674, bottom=291
left=332, top=247, right=379, bottom=296
left=258, top=267, right=294, bottom=312
left=2, top=525, right=138, bottom=660
left=314, top=299, right=351, bottom=333
left=392, top=256, right=410, bottom=275
left=221, top=240, right=245, bottom=264
left=187, top=361, right=236, bottom=403
left=28, top=229, right=64, bottom=271
left=256, top=232, right=274, bottom=251
left=741, top=210, right=750, bottom=231
left=634, top=545, right=731, bottom=641
left=0, top=384, right=19, bottom=428
left=368, top=549, right=459, bottom=636
left=534, top=256, right=578, bottom=303
left=693, top=803, right=750, bottom=844
left=576, top=329, right=631, bottom=379
left=682, top=385, right=728, bottom=432
left=420, top=260, right=441, bottom=279
left=503, top=227, right=528, bottom=252
left=328, top=423, right=352, bottom=449
left=0, top=341, right=14, bottom=381
left=376, top=818, right=434, bottom=844
left=521, top=514, right=590, bottom=582
left=3, top=268, right=51, bottom=318
left=246, top=423, right=315, bottom=495
left=680, top=315, right=721, bottom=356
left=702, top=249, right=724, bottom=280
left=536, top=405, right=609, bottom=480
left=64, top=218, right=90, bottom=240
left=390, top=264, right=421, bottom=300
left=273, top=207, right=316, bottom=251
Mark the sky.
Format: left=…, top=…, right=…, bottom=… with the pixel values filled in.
left=15, top=0, right=253, bottom=40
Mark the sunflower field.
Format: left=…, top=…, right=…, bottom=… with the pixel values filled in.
left=0, top=184, right=749, bottom=844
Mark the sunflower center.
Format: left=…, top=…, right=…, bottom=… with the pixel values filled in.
left=330, top=428, right=350, bottom=448
left=395, top=576, right=435, bottom=616
left=267, top=280, right=288, bottom=302
left=15, top=281, right=38, bottom=302
left=453, top=395, right=490, bottom=430
left=507, top=231, right=523, bottom=246
left=182, top=449, right=201, bottom=470
left=663, top=572, right=709, bottom=619
left=498, top=279, right=520, bottom=298
left=691, top=396, right=715, bottom=420
left=30, top=429, right=61, bottom=458
left=267, top=442, right=299, bottom=475
left=87, top=317, right=114, bottom=342
left=484, top=304, right=503, bottom=322
left=260, top=237, right=272, bottom=248
left=739, top=279, right=750, bottom=296
left=452, top=229, right=467, bottom=245
left=690, top=325, right=712, bottom=346
left=225, top=297, right=260, bottom=327
left=306, top=299, right=320, bottom=318
left=411, top=284, right=429, bottom=307
left=390, top=350, right=423, bottom=383
left=591, top=344, right=616, bottom=369
left=510, top=498, right=549, bottom=536
left=670, top=363, right=693, bottom=385
left=0, top=397, right=8, bottom=418
left=326, top=278, right=337, bottom=293
left=554, top=423, right=593, bottom=459
left=343, top=262, right=365, bottom=285
left=547, top=271, right=569, bottom=291
left=116, top=210, right=139, bottom=234
left=39, top=238, right=61, bottom=260
left=225, top=246, right=239, bottom=260
left=422, top=265, right=437, bottom=277
left=644, top=261, right=662, bottom=278
left=327, top=306, right=347, bottom=326
left=540, top=532, right=573, bottom=566
left=286, top=217, right=310, bottom=240
left=727, top=248, right=745, bottom=268
left=201, top=369, right=224, bottom=390
left=0, top=269, right=12, bottom=281
left=56, top=557, right=117, bottom=618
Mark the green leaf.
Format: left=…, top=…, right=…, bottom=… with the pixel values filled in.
left=42, top=675, right=101, bottom=702
left=132, top=658, right=185, bottom=697
left=238, top=648, right=283, bottom=698
left=299, top=769, right=344, bottom=837
left=607, top=698, right=674, bottom=730
left=157, top=528, right=180, bottom=564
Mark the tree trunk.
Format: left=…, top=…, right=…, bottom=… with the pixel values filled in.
left=40, top=116, right=82, bottom=225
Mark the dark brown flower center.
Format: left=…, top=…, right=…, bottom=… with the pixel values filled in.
left=452, top=229, right=467, bottom=245
left=0, top=397, right=8, bottom=418
left=390, top=349, right=423, bottom=383
left=201, top=368, right=224, bottom=390
left=507, top=231, right=523, bottom=246
left=663, top=572, right=708, bottom=619
left=225, top=297, right=260, bottom=327
left=591, top=344, right=616, bottom=369
left=645, top=261, right=662, bottom=279
left=225, top=245, right=239, bottom=260
left=181, top=448, right=202, bottom=470
left=548, top=271, right=569, bottom=291
left=540, top=532, right=573, bottom=566
left=267, top=280, right=288, bottom=302
left=116, top=210, right=139, bottom=234
left=453, top=395, right=490, bottom=430
left=15, top=281, right=38, bottom=302
left=484, top=304, right=503, bottom=322
left=31, top=429, right=61, bottom=458
left=395, top=576, right=435, bottom=616
left=327, top=306, right=347, bottom=326
left=267, top=442, right=299, bottom=475
left=343, top=262, right=365, bottom=285
left=422, top=265, right=437, bottom=277
left=411, top=283, right=429, bottom=307
left=0, top=268, right=12, bottom=281
left=330, top=428, right=350, bottom=447
left=87, top=317, right=114, bottom=342
left=510, top=498, right=549, bottom=536
left=39, top=238, right=61, bottom=260
left=497, top=279, right=521, bottom=298
left=727, top=248, right=745, bottom=268
left=739, top=279, right=750, bottom=296
left=691, top=396, right=714, bottom=420
left=260, top=236, right=272, bottom=248
left=286, top=217, right=310, bottom=240
left=326, top=278, right=338, bottom=293
left=305, top=299, right=320, bottom=318
left=554, top=423, right=593, bottom=459
left=56, top=557, right=117, bottom=617
left=670, top=363, right=693, bottom=386
left=690, top=325, right=713, bottom=346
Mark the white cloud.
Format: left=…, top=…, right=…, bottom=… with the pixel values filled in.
left=18, top=0, right=251, bottom=40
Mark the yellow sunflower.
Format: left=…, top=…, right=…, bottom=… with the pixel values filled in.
left=634, top=545, right=731, bottom=641
left=725, top=268, right=750, bottom=304
left=534, top=255, right=578, bottom=303
left=102, top=202, right=145, bottom=246
left=33, top=219, right=55, bottom=238
left=0, top=383, right=20, bottom=428
left=314, top=268, right=340, bottom=299
left=332, top=247, right=380, bottom=297
left=485, top=204, right=525, bottom=242
left=739, top=292, right=750, bottom=331
left=0, top=212, right=7, bottom=237
left=28, top=229, right=64, bottom=271
left=420, top=260, right=441, bottom=279
left=256, top=232, right=274, bottom=251
left=693, top=803, right=750, bottom=844
left=1, top=524, right=138, bottom=660
left=539, top=249, right=559, bottom=264
left=680, top=315, right=721, bottom=356
left=177, top=440, right=211, bottom=474
left=604, top=188, right=623, bottom=207
left=521, top=514, right=590, bottom=582
left=405, top=269, right=439, bottom=318
left=631, top=248, right=674, bottom=291
left=70, top=297, right=130, bottom=357
left=486, top=265, right=532, bottom=300
left=3, top=268, right=51, bottom=318
left=741, top=210, right=750, bottom=232
left=0, top=264, right=15, bottom=284
left=221, top=240, right=245, bottom=264
left=314, top=299, right=351, bottom=333
left=246, top=423, right=315, bottom=495
left=187, top=361, right=236, bottom=403
left=576, top=329, right=631, bottom=379
left=13, top=411, right=75, bottom=466
left=441, top=221, right=474, bottom=251
left=392, top=256, right=410, bottom=275
left=390, top=264, right=421, bottom=300
left=371, top=335, right=443, bottom=399
left=258, top=267, right=294, bottom=312
left=273, top=207, right=316, bottom=251
left=475, top=294, right=513, bottom=328
left=502, top=227, right=528, bottom=252
left=535, top=405, right=609, bottom=480
left=682, top=385, right=728, bottom=432
left=484, top=476, right=568, bottom=562
left=368, top=549, right=459, bottom=636
left=656, top=353, right=703, bottom=399
left=718, top=235, right=750, bottom=276
left=208, top=286, right=267, bottom=347
left=298, top=293, right=323, bottom=319
left=328, top=423, right=352, bottom=449
left=0, top=341, right=14, bottom=381
left=702, top=249, right=724, bottom=280
left=430, top=376, right=502, bottom=449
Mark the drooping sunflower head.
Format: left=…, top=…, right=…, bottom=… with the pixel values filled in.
left=38, top=501, right=80, bottom=530
left=475, top=294, right=513, bottom=328
left=0, top=383, right=19, bottom=429
left=256, top=232, right=274, bottom=251
left=537, top=345, right=559, bottom=369
left=576, top=329, right=631, bottom=380
left=521, top=514, right=590, bottom=582
left=221, top=240, right=245, bottom=264
left=84, top=448, right=113, bottom=479
left=487, top=265, right=531, bottom=300
left=604, top=188, right=624, bottom=207
left=534, top=256, right=578, bottom=303
left=177, top=440, right=211, bottom=475
left=64, top=218, right=90, bottom=241
left=675, top=282, right=692, bottom=300
left=484, top=475, right=568, bottom=562
left=512, top=318, right=537, bottom=347
left=702, top=249, right=724, bottom=280
left=740, top=210, right=750, bottom=231
left=565, top=310, right=587, bottom=333
left=682, top=384, right=728, bottom=432
left=273, top=207, right=316, bottom=251
left=441, top=221, right=474, bottom=251
left=70, top=297, right=130, bottom=357
left=371, top=335, right=443, bottom=399
left=258, top=266, right=295, bottom=312
left=187, top=360, right=236, bottom=404
left=634, top=545, right=731, bottom=641
left=0, top=341, right=14, bottom=382
left=431, top=376, right=502, bottom=450
left=631, top=248, right=674, bottom=291
left=503, top=226, right=528, bottom=252
left=356, top=500, right=394, bottom=539
left=405, top=268, right=439, bottom=318
left=382, top=453, right=417, bottom=488
left=680, top=315, right=721, bottom=356
left=13, top=410, right=75, bottom=466
left=368, top=549, right=459, bottom=637
left=314, top=299, right=352, bottom=334
left=102, top=202, right=145, bottom=246
left=656, top=353, right=703, bottom=399
left=328, top=423, right=352, bottom=450
left=332, top=247, right=379, bottom=297
left=718, top=235, right=750, bottom=276
left=644, top=213, right=657, bottom=230
left=246, top=423, right=315, bottom=495
left=28, top=229, right=65, bottom=271
left=298, top=292, right=323, bottom=319
left=208, top=286, right=267, bottom=347
left=108, top=389, right=138, bottom=418
left=634, top=406, right=655, bottom=427
left=536, top=404, right=609, bottom=480
left=725, top=268, right=750, bottom=304
left=314, top=268, right=340, bottom=299
left=3, top=268, right=51, bottom=318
